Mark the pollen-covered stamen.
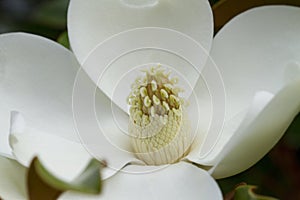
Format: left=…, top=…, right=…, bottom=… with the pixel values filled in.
left=127, top=65, right=191, bottom=165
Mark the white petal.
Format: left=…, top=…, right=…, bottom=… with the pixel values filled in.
left=186, top=55, right=226, bottom=161
left=67, top=0, right=213, bottom=64
left=190, top=90, right=273, bottom=165
left=210, top=5, right=300, bottom=120
left=68, top=0, right=213, bottom=112
left=0, top=156, right=26, bottom=200
left=0, top=33, right=80, bottom=156
left=188, top=6, right=300, bottom=176
left=210, top=80, right=300, bottom=178
left=72, top=68, right=144, bottom=178
left=0, top=33, right=132, bottom=179
left=81, top=28, right=210, bottom=112
left=10, top=112, right=93, bottom=182
left=61, top=162, right=222, bottom=200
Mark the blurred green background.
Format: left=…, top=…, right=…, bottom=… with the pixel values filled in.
left=0, top=0, right=299, bottom=199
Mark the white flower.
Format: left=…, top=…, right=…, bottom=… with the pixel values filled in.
left=0, top=1, right=299, bottom=199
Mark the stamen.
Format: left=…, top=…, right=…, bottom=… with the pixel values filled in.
left=162, top=101, right=170, bottom=112
left=143, top=96, right=152, bottom=107
left=140, top=87, right=148, bottom=97
left=151, top=80, right=157, bottom=91
left=160, top=89, right=169, bottom=100
left=152, top=95, right=160, bottom=105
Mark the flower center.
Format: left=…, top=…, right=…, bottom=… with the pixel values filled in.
left=127, top=65, right=191, bottom=165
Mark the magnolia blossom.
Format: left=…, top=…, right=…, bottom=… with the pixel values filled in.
left=0, top=1, right=300, bottom=199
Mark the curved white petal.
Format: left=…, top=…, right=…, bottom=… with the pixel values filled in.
left=72, top=67, right=144, bottom=178
left=187, top=6, right=300, bottom=175
left=190, top=91, right=273, bottom=166
left=0, top=33, right=80, bottom=156
left=80, top=27, right=211, bottom=113
left=0, top=33, right=131, bottom=179
left=211, top=79, right=300, bottom=178
left=0, top=156, right=26, bottom=200
left=61, top=162, right=222, bottom=200
left=186, top=56, right=226, bottom=160
left=67, top=0, right=213, bottom=64
left=10, top=112, right=93, bottom=182
left=211, top=5, right=300, bottom=120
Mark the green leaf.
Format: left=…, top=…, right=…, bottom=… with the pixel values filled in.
left=57, top=31, right=70, bottom=49
left=234, top=185, right=278, bottom=200
left=27, top=157, right=103, bottom=200
left=213, top=0, right=300, bottom=32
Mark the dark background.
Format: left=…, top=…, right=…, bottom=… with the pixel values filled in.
left=1, top=0, right=299, bottom=199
